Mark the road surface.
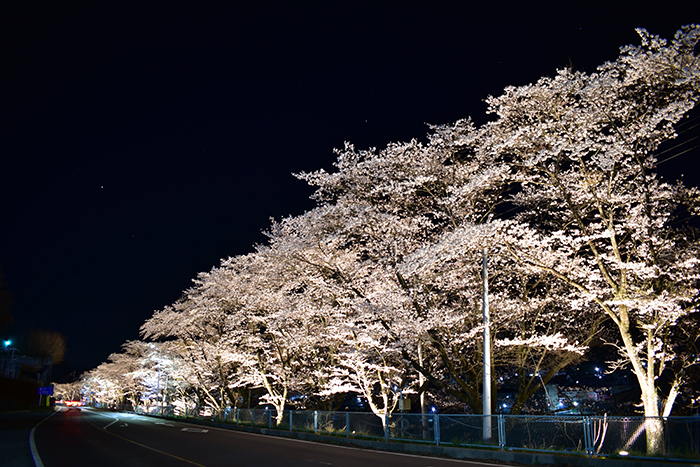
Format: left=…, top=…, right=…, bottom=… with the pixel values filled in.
left=4, top=407, right=504, bottom=467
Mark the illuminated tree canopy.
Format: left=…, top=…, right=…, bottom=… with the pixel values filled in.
left=79, top=26, right=700, bottom=453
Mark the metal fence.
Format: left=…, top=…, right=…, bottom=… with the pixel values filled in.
left=100, top=403, right=699, bottom=460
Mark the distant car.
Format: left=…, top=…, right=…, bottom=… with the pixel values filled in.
left=64, top=400, right=83, bottom=407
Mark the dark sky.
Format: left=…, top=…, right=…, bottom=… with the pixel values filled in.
left=2, top=2, right=698, bottom=381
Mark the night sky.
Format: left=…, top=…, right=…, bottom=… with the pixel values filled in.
left=2, top=2, right=698, bottom=381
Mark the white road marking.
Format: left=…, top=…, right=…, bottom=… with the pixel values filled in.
left=30, top=410, right=58, bottom=467
left=103, top=418, right=119, bottom=430
left=181, top=428, right=209, bottom=433
left=155, top=421, right=176, bottom=426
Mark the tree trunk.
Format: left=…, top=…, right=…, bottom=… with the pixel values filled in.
left=618, top=309, right=664, bottom=455
left=639, top=378, right=664, bottom=455
left=418, top=341, right=430, bottom=440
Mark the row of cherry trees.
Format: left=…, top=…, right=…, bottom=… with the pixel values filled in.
left=81, top=26, right=700, bottom=453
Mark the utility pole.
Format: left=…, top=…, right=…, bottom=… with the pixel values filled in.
left=156, top=362, right=161, bottom=409
left=482, top=248, right=492, bottom=441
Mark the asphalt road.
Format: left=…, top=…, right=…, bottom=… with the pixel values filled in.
left=3, top=407, right=505, bottom=467
left=0, top=410, right=46, bottom=467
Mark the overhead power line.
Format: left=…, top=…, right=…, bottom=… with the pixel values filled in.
left=657, top=143, right=700, bottom=164
left=655, top=134, right=700, bottom=158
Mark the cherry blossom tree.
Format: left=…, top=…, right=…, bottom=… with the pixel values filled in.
left=483, top=25, right=700, bottom=452
left=223, top=249, right=335, bottom=424
left=53, top=380, right=82, bottom=403
left=80, top=344, right=141, bottom=407
left=79, top=340, right=188, bottom=410
left=141, top=263, right=259, bottom=412
left=320, top=345, right=409, bottom=428
left=128, top=342, right=187, bottom=409
left=263, top=207, right=421, bottom=422
left=293, top=122, right=510, bottom=414
left=142, top=245, right=345, bottom=424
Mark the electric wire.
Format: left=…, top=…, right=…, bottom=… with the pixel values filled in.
left=657, top=144, right=700, bottom=164
left=655, top=134, right=699, bottom=156
left=654, top=114, right=700, bottom=165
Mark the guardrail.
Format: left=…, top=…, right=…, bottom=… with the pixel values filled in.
left=94, top=403, right=700, bottom=461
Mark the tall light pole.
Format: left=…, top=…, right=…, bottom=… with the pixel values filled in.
left=482, top=248, right=492, bottom=441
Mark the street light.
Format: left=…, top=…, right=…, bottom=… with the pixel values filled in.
left=3, top=339, right=16, bottom=379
